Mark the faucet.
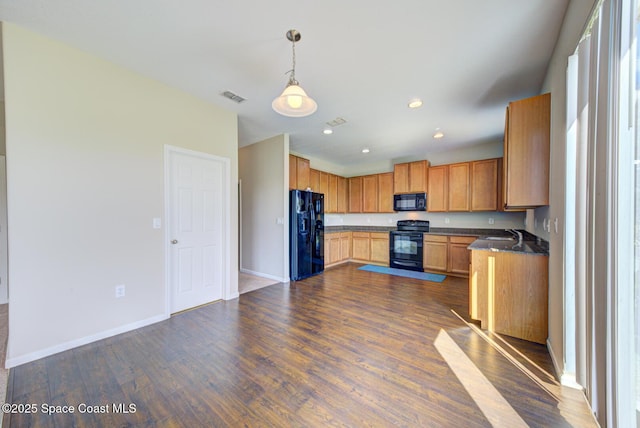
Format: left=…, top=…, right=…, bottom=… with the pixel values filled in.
left=509, top=228, right=523, bottom=246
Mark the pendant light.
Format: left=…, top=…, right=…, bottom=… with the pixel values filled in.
left=272, top=29, right=317, bottom=117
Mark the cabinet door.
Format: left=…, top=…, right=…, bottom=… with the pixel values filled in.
left=319, top=172, right=330, bottom=210
left=448, top=236, right=475, bottom=275
left=423, top=235, right=448, bottom=271
left=362, top=175, right=379, bottom=213
left=427, top=166, right=448, bottom=212
left=296, top=157, right=310, bottom=190
left=351, top=232, right=370, bottom=261
left=503, top=93, right=550, bottom=208
left=330, top=235, right=342, bottom=264
left=329, top=174, right=338, bottom=214
left=337, top=176, right=348, bottom=213
left=324, top=234, right=332, bottom=267
left=340, top=232, right=351, bottom=261
left=370, top=232, right=389, bottom=265
left=348, top=177, right=363, bottom=213
left=471, top=159, right=498, bottom=211
left=378, top=172, right=394, bottom=213
left=393, top=163, right=410, bottom=194
left=289, top=155, right=297, bottom=190
left=408, top=160, right=428, bottom=193
left=310, top=168, right=321, bottom=193
left=448, top=162, right=470, bottom=212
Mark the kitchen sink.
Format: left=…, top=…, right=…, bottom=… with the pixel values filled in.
left=483, top=236, right=515, bottom=241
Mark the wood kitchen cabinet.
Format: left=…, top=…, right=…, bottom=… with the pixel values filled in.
left=349, top=231, right=388, bottom=265
left=503, top=93, right=550, bottom=209
left=337, top=176, right=348, bottom=213
left=471, top=159, right=499, bottom=211
left=469, top=250, right=549, bottom=344
left=348, top=177, right=363, bottom=213
left=362, top=174, right=379, bottom=213
left=289, top=154, right=311, bottom=190
left=427, top=165, right=448, bottom=212
left=448, top=162, right=470, bottom=211
left=424, top=234, right=476, bottom=276
left=310, top=168, right=320, bottom=193
left=429, top=159, right=500, bottom=212
left=423, top=235, right=448, bottom=271
left=378, top=172, right=394, bottom=213
left=394, top=160, right=429, bottom=194
left=369, top=232, right=389, bottom=265
left=325, top=232, right=353, bottom=267
left=448, top=236, right=476, bottom=275
left=319, top=172, right=330, bottom=210
left=351, top=232, right=371, bottom=262
left=329, top=174, right=338, bottom=214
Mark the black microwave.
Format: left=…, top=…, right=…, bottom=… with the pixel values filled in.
left=394, top=193, right=427, bottom=211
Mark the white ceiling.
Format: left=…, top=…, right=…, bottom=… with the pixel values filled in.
left=0, top=0, right=569, bottom=167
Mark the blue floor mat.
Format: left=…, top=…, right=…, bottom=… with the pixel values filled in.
left=358, top=265, right=446, bottom=283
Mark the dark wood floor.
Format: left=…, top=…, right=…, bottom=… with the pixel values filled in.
left=4, top=263, right=595, bottom=427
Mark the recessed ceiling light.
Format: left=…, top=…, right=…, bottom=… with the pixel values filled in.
left=433, top=130, right=444, bottom=139
left=323, top=128, right=333, bottom=135
left=408, top=98, right=423, bottom=109
left=362, top=148, right=370, bottom=154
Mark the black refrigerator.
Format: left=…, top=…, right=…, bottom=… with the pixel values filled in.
left=290, top=190, right=324, bottom=281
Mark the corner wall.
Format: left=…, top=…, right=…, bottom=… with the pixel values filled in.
left=239, top=135, right=289, bottom=282
left=536, top=0, right=597, bottom=382
left=2, top=23, right=239, bottom=367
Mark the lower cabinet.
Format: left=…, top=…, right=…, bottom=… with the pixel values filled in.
left=423, top=234, right=476, bottom=276
left=469, top=250, right=548, bottom=344
left=326, top=231, right=389, bottom=266
left=351, top=232, right=371, bottom=262
left=325, top=232, right=352, bottom=267
left=369, top=232, right=390, bottom=265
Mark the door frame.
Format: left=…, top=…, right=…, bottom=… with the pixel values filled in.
left=163, top=145, right=231, bottom=317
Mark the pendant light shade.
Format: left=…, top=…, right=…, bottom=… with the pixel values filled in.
left=272, top=83, right=318, bottom=117
left=272, top=29, right=317, bottom=118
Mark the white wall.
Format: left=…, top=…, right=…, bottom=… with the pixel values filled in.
left=2, top=23, right=239, bottom=367
left=535, top=0, right=597, bottom=382
left=239, top=135, right=289, bottom=282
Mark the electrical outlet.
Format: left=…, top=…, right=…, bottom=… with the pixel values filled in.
left=445, top=217, right=450, bottom=224
left=115, top=284, right=125, bottom=298
left=488, top=217, right=495, bottom=225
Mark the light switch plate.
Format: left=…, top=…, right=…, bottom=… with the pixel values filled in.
left=153, top=218, right=161, bottom=229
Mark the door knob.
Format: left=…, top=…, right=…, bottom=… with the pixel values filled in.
left=171, top=239, right=178, bottom=244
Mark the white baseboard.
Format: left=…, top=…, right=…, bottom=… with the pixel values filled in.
left=547, top=339, right=583, bottom=390
left=5, top=314, right=168, bottom=369
left=225, top=291, right=240, bottom=300
left=240, top=268, right=287, bottom=283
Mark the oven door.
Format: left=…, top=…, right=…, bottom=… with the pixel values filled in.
left=389, top=232, right=424, bottom=271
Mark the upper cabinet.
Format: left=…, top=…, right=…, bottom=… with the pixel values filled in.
left=503, top=93, right=550, bottom=209
left=377, top=172, right=394, bottom=213
left=447, top=162, right=471, bottom=212
left=471, top=158, right=499, bottom=211
left=289, top=154, right=311, bottom=190
left=393, top=160, right=429, bottom=194
left=428, top=159, right=500, bottom=212
left=427, top=165, right=448, bottom=212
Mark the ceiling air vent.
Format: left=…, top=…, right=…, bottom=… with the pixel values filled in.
left=326, top=117, right=347, bottom=127
left=222, top=91, right=246, bottom=103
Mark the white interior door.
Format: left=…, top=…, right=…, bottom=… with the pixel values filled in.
left=168, top=148, right=226, bottom=313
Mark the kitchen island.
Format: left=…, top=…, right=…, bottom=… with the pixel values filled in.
left=468, top=230, right=549, bottom=344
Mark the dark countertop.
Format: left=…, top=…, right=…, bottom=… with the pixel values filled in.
left=324, top=225, right=396, bottom=233
left=324, top=225, right=549, bottom=256
left=468, top=230, right=549, bottom=256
